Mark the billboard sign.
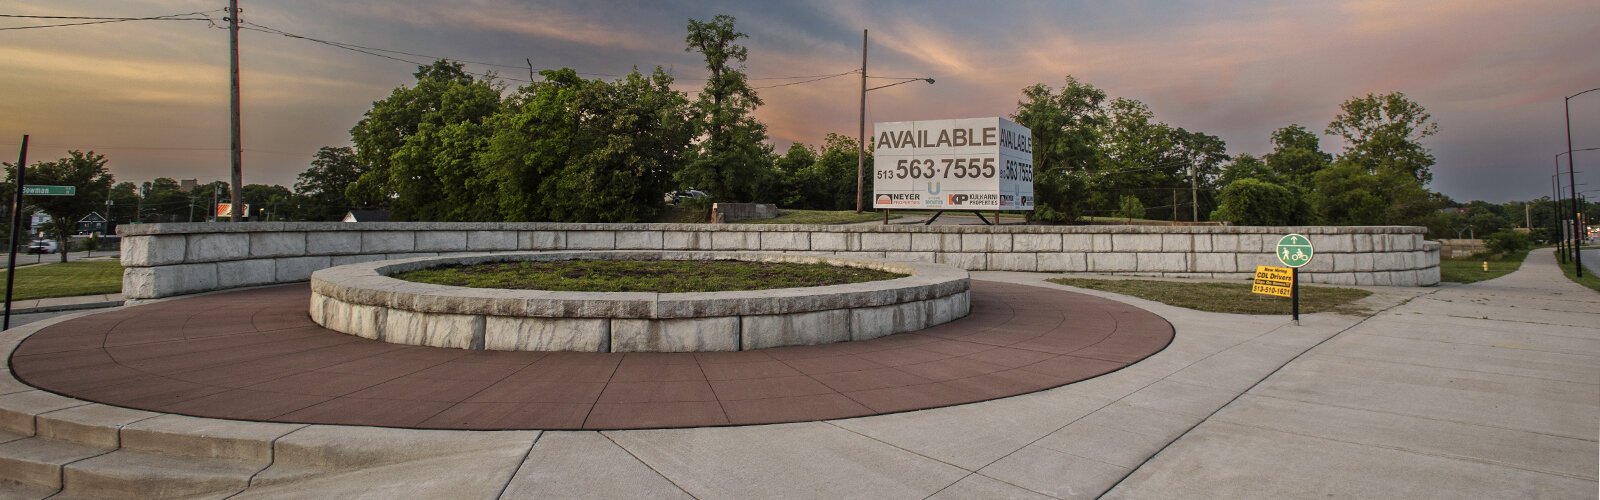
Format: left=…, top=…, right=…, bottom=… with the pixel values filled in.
left=872, top=117, right=1033, bottom=211
left=215, top=203, right=251, bottom=218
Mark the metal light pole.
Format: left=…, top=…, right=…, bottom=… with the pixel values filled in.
left=854, top=30, right=935, bottom=213
left=1564, top=87, right=1599, bottom=277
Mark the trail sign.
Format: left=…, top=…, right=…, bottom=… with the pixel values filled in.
left=1275, top=233, right=1314, bottom=268
left=22, top=185, right=74, bottom=196
left=1251, top=265, right=1293, bottom=298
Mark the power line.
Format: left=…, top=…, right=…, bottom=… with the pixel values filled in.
left=0, top=10, right=221, bottom=30
left=752, top=71, right=857, bottom=90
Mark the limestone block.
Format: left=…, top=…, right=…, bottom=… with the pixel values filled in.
left=467, top=231, right=518, bottom=251
left=924, top=292, right=967, bottom=325
left=566, top=231, right=616, bottom=250
left=122, top=267, right=157, bottom=299
left=612, top=317, right=739, bottom=352
left=187, top=233, right=249, bottom=262
left=330, top=254, right=389, bottom=266
left=276, top=256, right=333, bottom=282
left=1235, top=253, right=1276, bottom=271
left=988, top=253, right=1039, bottom=271
left=850, top=301, right=928, bottom=341
left=1373, top=271, right=1394, bottom=286
left=1301, top=254, right=1334, bottom=273
left=249, top=232, right=305, bottom=258
left=1211, top=234, right=1242, bottom=252
left=306, top=232, right=361, bottom=255
left=385, top=252, right=438, bottom=260
left=1354, top=253, right=1375, bottom=271
left=1191, top=253, right=1235, bottom=273
left=1239, top=234, right=1267, bottom=253
left=909, top=233, right=948, bottom=252
left=217, top=260, right=276, bottom=289
left=158, top=263, right=220, bottom=296
left=960, top=233, right=1012, bottom=252
left=1037, top=252, right=1088, bottom=272
left=1088, top=234, right=1111, bottom=252
left=859, top=233, right=911, bottom=252
left=346, top=303, right=388, bottom=341
left=1160, top=234, right=1192, bottom=252
left=415, top=231, right=467, bottom=251
left=1390, top=234, right=1417, bottom=251
left=520, top=231, right=565, bottom=250
left=485, top=317, right=609, bottom=352
left=1088, top=253, right=1136, bottom=272
left=1111, top=234, right=1161, bottom=252
left=1419, top=265, right=1441, bottom=286
left=1322, top=273, right=1357, bottom=286
left=1136, top=253, right=1188, bottom=273
left=423, top=313, right=486, bottom=349
left=1332, top=253, right=1357, bottom=272
left=1392, top=270, right=1420, bottom=286
left=616, top=231, right=664, bottom=250
left=361, top=231, right=415, bottom=253
left=1318, top=234, right=1354, bottom=253
left=662, top=231, right=711, bottom=250
left=740, top=310, right=850, bottom=350
left=308, top=294, right=326, bottom=326
left=883, top=252, right=936, bottom=263
left=1353, top=234, right=1373, bottom=252
left=1354, top=273, right=1376, bottom=286
left=1192, top=234, right=1213, bottom=253
left=936, top=252, right=987, bottom=270
left=711, top=232, right=761, bottom=250
left=810, top=232, right=857, bottom=251
left=1373, top=253, right=1405, bottom=270
left=382, top=309, right=429, bottom=345
left=1012, top=234, right=1062, bottom=252
left=121, top=235, right=187, bottom=266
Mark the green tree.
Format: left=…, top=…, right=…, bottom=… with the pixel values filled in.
left=1262, top=124, right=1330, bottom=188
left=12, top=151, right=114, bottom=261
left=295, top=146, right=368, bottom=221
left=1094, top=98, right=1175, bottom=218
left=1325, top=92, right=1438, bottom=183
left=1165, top=127, right=1228, bottom=220
left=681, top=15, right=773, bottom=202
left=771, top=142, right=817, bottom=207
left=1114, top=194, right=1146, bottom=221
left=1211, top=178, right=1306, bottom=226
left=241, top=184, right=293, bottom=221
left=1012, top=76, right=1107, bottom=221
left=788, top=134, right=868, bottom=210
left=349, top=61, right=503, bottom=221
left=1217, top=154, right=1276, bottom=187
left=106, top=181, right=139, bottom=226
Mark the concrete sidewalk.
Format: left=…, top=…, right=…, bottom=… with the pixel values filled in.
left=2, top=293, right=123, bottom=315
left=1108, top=249, right=1599, bottom=498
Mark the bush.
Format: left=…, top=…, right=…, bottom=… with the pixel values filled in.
left=1484, top=230, right=1532, bottom=255
left=1114, top=195, right=1146, bottom=220
left=1212, top=178, right=1304, bottom=226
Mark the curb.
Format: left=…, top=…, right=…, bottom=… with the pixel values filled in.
left=6, top=300, right=124, bottom=315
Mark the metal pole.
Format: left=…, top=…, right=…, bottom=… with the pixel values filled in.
left=1290, top=267, right=1300, bottom=326
left=855, top=29, right=867, bottom=214
left=228, top=0, right=243, bottom=223
left=5, top=135, right=29, bottom=330
left=1554, top=164, right=1566, bottom=263
left=1567, top=95, right=1582, bottom=277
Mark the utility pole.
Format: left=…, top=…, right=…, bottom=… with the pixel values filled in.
left=227, top=0, right=243, bottom=223
left=5, top=135, right=29, bottom=330
left=855, top=29, right=867, bottom=214
left=1190, top=163, right=1198, bottom=222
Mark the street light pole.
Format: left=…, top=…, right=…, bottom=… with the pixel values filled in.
left=855, top=30, right=867, bottom=213
left=1565, top=87, right=1599, bottom=277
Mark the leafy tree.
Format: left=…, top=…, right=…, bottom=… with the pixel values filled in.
left=295, top=146, right=368, bottom=221
left=1262, top=124, right=1330, bottom=188
left=241, top=184, right=293, bottom=221
left=1306, top=160, right=1434, bottom=225
left=1325, top=92, right=1438, bottom=183
left=1217, top=154, right=1276, bottom=187
left=1013, top=76, right=1107, bottom=221
left=771, top=143, right=817, bottom=207
left=1094, top=98, right=1175, bottom=218
left=681, top=15, right=772, bottom=202
left=1211, top=178, right=1306, bottom=226
left=1164, top=127, right=1228, bottom=220
left=1484, top=230, right=1532, bottom=255
left=1114, top=194, right=1146, bottom=221
left=12, top=151, right=114, bottom=261
left=349, top=61, right=502, bottom=221
left=788, top=134, right=867, bottom=210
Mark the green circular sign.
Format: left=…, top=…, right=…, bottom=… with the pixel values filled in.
left=1276, top=233, right=1314, bottom=268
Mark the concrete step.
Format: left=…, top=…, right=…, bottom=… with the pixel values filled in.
left=0, top=435, right=109, bottom=493
left=59, top=449, right=261, bottom=499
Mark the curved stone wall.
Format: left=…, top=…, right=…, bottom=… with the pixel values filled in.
left=309, top=251, right=970, bottom=352
left=118, top=222, right=1441, bottom=300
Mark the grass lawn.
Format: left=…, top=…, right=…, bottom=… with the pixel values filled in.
left=0, top=260, right=123, bottom=301
left=1439, top=248, right=1530, bottom=284
left=1556, top=249, right=1600, bottom=292
left=741, top=209, right=893, bottom=225
left=395, top=259, right=905, bottom=293
left=1046, top=277, right=1373, bottom=315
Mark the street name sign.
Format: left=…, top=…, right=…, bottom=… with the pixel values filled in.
left=1276, top=233, right=1314, bottom=268
left=872, top=117, right=1034, bottom=211
left=22, top=185, right=74, bottom=196
left=1251, top=265, right=1293, bottom=298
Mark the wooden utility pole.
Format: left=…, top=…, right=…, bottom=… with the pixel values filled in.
left=855, top=29, right=867, bottom=213
left=227, top=0, right=243, bottom=222
left=5, top=135, right=29, bottom=330
left=1190, top=163, right=1198, bottom=221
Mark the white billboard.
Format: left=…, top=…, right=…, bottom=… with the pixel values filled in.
left=872, top=117, right=1033, bottom=211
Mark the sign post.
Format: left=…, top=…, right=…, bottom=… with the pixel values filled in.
left=1274, top=233, right=1314, bottom=325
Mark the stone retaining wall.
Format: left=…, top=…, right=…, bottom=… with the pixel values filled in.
left=118, top=222, right=1441, bottom=299
left=310, top=251, right=970, bottom=352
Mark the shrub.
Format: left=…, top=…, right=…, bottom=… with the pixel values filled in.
left=1484, top=230, right=1531, bottom=255
left=1114, top=195, right=1146, bottom=220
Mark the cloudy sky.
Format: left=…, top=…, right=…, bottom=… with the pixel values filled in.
left=3, top=0, right=1598, bottom=203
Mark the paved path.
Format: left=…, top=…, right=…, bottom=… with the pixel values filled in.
left=1108, top=248, right=1599, bottom=498
left=11, top=281, right=1171, bottom=430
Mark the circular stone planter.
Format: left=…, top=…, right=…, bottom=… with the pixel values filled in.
left=309, top=251, right=970, bottom=353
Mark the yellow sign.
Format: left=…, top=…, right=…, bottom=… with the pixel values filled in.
left=1252, top=265, right=1294, bottom=298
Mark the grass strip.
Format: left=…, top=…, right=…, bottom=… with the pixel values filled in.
left=738, top=209, right=892, bottom=225
left=1046, top=277, right=1372, bottom=316
left=1556, top=250, right=1600, bottom=293
left=395, top=259, right=905, bottom=293
left=0, top=260, right=124, bottom=300
left=1439, top=248, right=1530, bottom=284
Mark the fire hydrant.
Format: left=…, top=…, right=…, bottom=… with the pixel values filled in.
left=1482, top=261, right=1488, bottom=272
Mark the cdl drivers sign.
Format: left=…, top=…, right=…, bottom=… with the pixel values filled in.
left=872, top=117, right=1033, bottom=211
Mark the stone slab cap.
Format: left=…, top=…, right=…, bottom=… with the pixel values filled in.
left=117, top=220, right=1428, bottom=237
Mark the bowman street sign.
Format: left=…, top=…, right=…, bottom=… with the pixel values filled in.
left=22, top=185, right=74, bottom=196
left=1276, top=233, right=1314, bottom=268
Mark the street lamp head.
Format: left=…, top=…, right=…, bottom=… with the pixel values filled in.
left=923, top=78, right=935, bottom=84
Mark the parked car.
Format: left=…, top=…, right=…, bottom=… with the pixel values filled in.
left=663, top=189, right=710, bottom=205
left=26, top=240, right=58, bottom=254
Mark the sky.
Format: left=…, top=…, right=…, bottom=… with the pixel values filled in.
left=2, top=0, right=1598, bottom=204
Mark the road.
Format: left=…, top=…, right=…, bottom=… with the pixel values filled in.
left=5, top=249, right=119, bottom=266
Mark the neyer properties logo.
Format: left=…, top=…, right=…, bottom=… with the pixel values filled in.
left=877, top=193, right=921, bottom=205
